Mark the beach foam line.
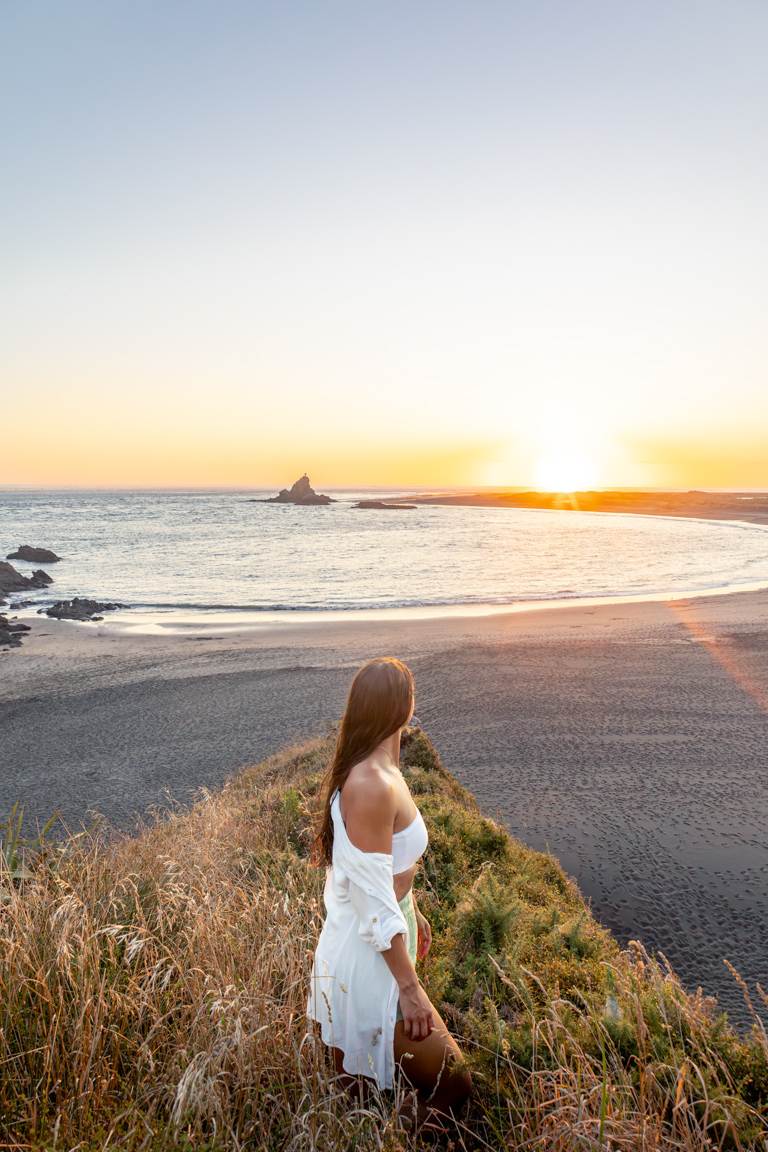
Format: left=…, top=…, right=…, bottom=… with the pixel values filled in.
left=63, top=574, right=768, bottom=637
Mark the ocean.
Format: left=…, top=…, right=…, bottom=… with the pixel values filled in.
left=2, top=488, right=768, bottom=626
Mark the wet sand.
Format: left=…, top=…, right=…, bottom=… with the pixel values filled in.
left=1, top=589, right=767, bottom=1028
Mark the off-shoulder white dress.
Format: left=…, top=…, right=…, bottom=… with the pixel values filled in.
left=305, top=786, right=428, bottom=1089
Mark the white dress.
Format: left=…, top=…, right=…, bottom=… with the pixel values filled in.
left=305, top=786, right=428, bottom=1089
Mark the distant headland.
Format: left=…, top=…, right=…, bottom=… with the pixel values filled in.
left=381, top=488, right=768, bottom=526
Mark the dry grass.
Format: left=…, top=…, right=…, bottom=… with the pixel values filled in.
left=1, top=725, right=766, bottom=1150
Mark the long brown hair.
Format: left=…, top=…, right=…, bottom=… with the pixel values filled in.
left=309, top=656, right=415, bottom=868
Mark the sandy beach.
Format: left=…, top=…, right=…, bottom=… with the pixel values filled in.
left=2, top=584, right=767, bottom=1027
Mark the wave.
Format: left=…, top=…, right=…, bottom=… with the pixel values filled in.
left=114, top=576, right=768, bottom=614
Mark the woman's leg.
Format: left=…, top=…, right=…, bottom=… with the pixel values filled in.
left=330, top=1044, right=426, bottom=1138
left=393, top=1004, right=473, bottom=1120
left=330, top=1044, right=375, bottom=1104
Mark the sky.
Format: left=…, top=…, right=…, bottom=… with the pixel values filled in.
left=2, top=1, right=767, bottom=489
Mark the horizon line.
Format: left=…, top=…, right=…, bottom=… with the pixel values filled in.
left=3, top=484, right=768, bottom=495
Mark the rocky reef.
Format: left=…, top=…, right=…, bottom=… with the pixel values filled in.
left=1, top=545, right=125, bottom=650
left=0, top=561, right=54, bottom=648
left=353, top=499, right=416, bottom=510
left=41, top=598, right=123, bottom=622
left=0, top=562, right=53, bottom=605
left=6, top=545, right=62, bottom=563
left=254, top=473, right=334, bottom=505
left=0, top=614, right=31, bottom=650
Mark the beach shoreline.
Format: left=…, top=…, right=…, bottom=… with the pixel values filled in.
left=10, top=563, right=768, bottom=637
left=3, top=574, right=768, bottom=654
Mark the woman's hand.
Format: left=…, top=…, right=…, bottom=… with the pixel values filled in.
left=398, top=979, right=435, bottom=1041
left=415, top=909, right=432, bottom=959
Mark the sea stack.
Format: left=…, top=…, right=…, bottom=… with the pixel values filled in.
left=257, top=473, right=335, bottom=505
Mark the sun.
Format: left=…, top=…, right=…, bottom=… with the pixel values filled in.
left=533, top=444, right=599, bottom=493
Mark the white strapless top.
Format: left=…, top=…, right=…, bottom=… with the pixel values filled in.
left=390, top=805, right=429, bottom=874
left=332, top=787, right=428, bottom=875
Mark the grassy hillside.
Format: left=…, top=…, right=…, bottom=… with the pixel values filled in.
left=1, top=725, right=766, bottom=1149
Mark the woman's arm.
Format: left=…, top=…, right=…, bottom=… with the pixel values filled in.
left=377, top=915, right=434, bottom=1041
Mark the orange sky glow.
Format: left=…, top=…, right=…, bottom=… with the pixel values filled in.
left=3, top=5, right=767, bottom=491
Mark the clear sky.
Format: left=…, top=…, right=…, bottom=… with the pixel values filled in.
left=2, top=1, right=766, bottom=489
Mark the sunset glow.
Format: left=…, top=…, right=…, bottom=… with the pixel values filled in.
left=2, top=4, right=767, bottom=491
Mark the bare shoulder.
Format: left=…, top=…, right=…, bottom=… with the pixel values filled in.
left=341, top=762, right=398, bottom=852
left=343, top=762, right=398, bottom=818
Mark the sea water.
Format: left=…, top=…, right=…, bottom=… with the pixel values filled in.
left=2, top=487, right=768, bottom=625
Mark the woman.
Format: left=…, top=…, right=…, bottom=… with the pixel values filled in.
left=306, top=656, right=473, bottom=1132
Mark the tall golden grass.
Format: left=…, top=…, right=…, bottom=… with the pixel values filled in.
left=1, top=726, right=766, bottom=1149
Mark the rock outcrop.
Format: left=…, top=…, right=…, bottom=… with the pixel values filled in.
left=0, top=614, right=31, bottom=650
left=353, top=500, right=417, bottom=510
left=41, top=597, right=123, bottom=621
left=0, top=562, right=54, bottom=596
left=255, top=473, right=335, bottom=505
left=7, top=545, right=62, bottom=563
